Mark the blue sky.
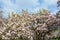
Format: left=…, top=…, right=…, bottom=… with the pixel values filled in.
left=0, top=0, right=58, bottom=18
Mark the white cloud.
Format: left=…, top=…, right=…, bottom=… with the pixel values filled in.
left=16, top=0, right=39, bottom=8
left=0, top=0, right=58, bottom=18
left=0, top=0, right=40, bottom=18
left=44, top=0, right=57, bottom=5
left=33, top=0, right=58, bottom=13
left=1, top=0, right=40, bottom=10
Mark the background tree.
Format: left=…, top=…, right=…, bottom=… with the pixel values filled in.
left=37, top=9, right=50, bottom=16
left=0, top=9, right=3, bottom=18
left=56, top=0, right=60, bottom=18
left=57, top=0, right=60, bottom=7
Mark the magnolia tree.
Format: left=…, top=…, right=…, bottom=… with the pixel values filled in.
left=0, top=9, right=60, bottom=40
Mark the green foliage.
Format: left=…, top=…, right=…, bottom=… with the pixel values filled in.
left=37, top=8, right=50, bottom=16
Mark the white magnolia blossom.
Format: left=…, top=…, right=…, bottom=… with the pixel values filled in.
left=0, top=11, right=60, bottom=40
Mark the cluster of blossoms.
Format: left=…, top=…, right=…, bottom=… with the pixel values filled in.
left=0, top=10, right=60, bottom=40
